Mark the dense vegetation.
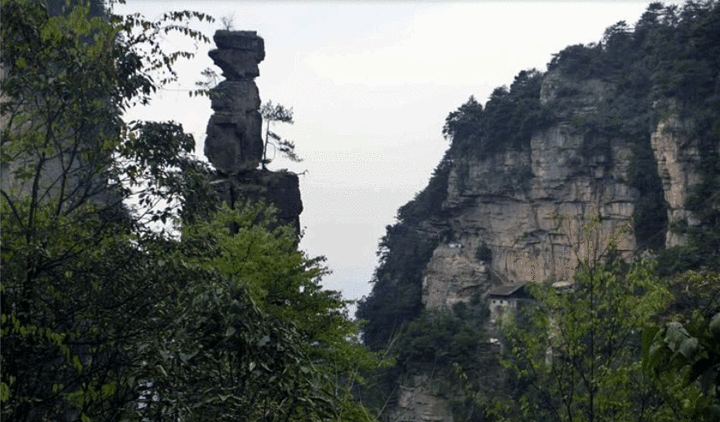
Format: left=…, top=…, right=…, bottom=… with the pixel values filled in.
left=0, top=1, right=378, bottom=420
left=444, top=69, right=552, bottom=158
left=489, top=220, right=712, bottom=421
left=358, top=1, right=720, bottom=420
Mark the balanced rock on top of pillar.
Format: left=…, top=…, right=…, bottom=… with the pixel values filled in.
left=208, top=30, right=265, bottom=80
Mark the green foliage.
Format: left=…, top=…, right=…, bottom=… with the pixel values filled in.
left=260, top=100, right=302, bottom=167
left=127, top=204, right=379, bottom=421
left=358, top=302, right=491, bottom=421
left=180, top=204, right=374, bottom=375
left=0, top=1, right=215, bottom=418
left=397, top=153, right=453, bottom=224
left=1, top=1, right=377, bottom=420
left=356, top=150, right=455, bottom=353
left=443, top=95, right=484, bottom=142
left=356, top=223, right=438, bottom=351
left=495, top=220, right=691, bottom=422
left=444, top=69, right=552, bottom=158
left=548, top=44, right=605, bottom=79
left=644, top=271, right=720, bottom=421
left=394, top=305, right=487, bottom=372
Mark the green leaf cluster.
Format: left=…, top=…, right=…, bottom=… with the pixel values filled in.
left=644, top=271, right=720, bottom=421
left=128, top=204, right=379, bottom=421
left=261, top=101, right=303, bottom=167
left=393, top=304, right=488, bottom=372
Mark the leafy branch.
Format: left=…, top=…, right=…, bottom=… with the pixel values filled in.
left=260, top=100, right=302, bottom=169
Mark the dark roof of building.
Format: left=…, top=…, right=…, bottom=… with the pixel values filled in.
left=487, top=282, right=529, bottom=297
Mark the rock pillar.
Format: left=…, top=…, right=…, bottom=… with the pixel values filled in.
left=204, top=30, right=265, bottom=175
left=203, top=30, right=303, bottom=232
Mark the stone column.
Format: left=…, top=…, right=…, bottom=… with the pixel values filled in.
left=204, top=30, right=265, bottom=175
left=203, top=30, right=303, bottom=232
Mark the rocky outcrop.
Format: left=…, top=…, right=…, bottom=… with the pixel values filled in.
left=389, top=343, right=505, bottom=422
left=203, top=30, right=302, bottom=230
left=421, top=244, right=491, bottom=309
left=204, top=30, right=265, bottom=175
left=213, top=170, right=303, bottom=232
left=390, top=374, right=456, bottom=422
left=650, top=103, right=702, bottom=247
left=422, top=71, right=636, bottom=310
left=388, top=72, right=643, bottom=421
left=385, top=62, right=716, bottom=420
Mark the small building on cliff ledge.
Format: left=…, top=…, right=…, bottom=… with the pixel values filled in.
left=487, top=282, right=530, bottom=324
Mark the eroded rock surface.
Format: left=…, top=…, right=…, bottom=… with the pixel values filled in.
left=204, top=31, right=265, bottom=175
left=203, top=30, right=303, bottom=231
left=422, top=243, right=491, bottom=309
left=422, top=71, right=636, bottom=310
left=650, top=104, right=702, bottom=247
left=213, top=170, right=303, bottom=232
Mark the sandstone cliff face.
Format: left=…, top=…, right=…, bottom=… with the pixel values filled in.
left=391, top=69, right=707, bottom=422
left=422, top=244, right=490, bottom=309
left=421, top=70, right=636, bottom=311
left=203, top=31, right=302, bottom=230
left=650, top=105, right=703, bottom=248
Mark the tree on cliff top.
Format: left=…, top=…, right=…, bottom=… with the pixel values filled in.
left=442, top=69, right=550, bottom=158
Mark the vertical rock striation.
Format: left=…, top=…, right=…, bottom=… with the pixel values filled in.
left=381, top=65, right=712, bottom=420
left=421, top=70, right=637, bottom=311
left=389, top=72, right=642, bottom=421
left=650, top=103, right=703, bottom=248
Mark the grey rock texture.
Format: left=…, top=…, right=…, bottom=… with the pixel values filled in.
left=213, top=170, right=303, bottom=232
left=650, top=101, right=703, bottom=248
left=204, top=31, right=265, bottom=175
left=422, top=70, right=637, bottom=311
left=391, top=374, right=455, bottom=422
left=390, top=70, right=706, bottom=421
left=421, top=244, right=491, bottom=309
left=389, top=344, right=505, bottom=422
left=203, top=30, right=303, bottom=231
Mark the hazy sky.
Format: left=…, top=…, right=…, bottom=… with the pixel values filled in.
left=118, top=1, right=668, bottom=315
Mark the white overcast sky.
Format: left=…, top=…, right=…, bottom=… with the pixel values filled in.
left=118, top=1, right=674, bottom=315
